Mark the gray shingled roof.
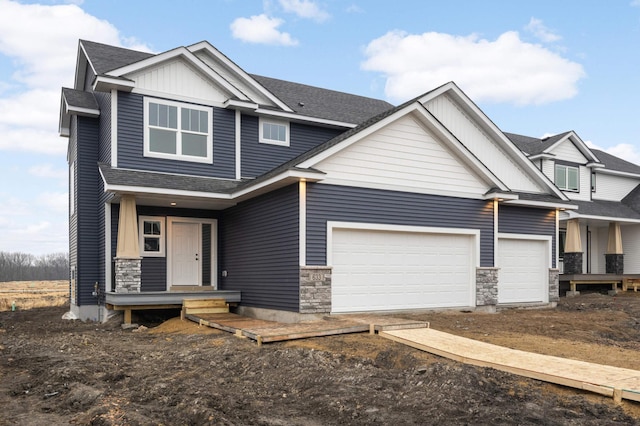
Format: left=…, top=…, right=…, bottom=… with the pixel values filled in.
left=591, top=149, right=640, bottom=175
left=62, top=87, right=99, bottom=110
left=250, top=74, right=393, bottom=124
left=81, top=40, right=154, bottom=75
left=99, top=164, right=244, bottom=194
left=570, top=199, right=640, bottom=220
left=505, top=132, right=571, bottom=156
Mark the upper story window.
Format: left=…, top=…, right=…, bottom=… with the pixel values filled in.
left=555, top=164, right=579, bottom=192
left=259, top=118, right=289, bottom=146
left=144, top=98, right=213, bottom=163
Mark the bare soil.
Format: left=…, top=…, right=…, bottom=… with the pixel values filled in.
left=2, top=289, right=640, bottom=425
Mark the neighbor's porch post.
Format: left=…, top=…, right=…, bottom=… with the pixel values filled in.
left=563, top=218, right=583, bottom=274
left=605, top=222, right=624, bottom=274
left=114, top=194, right=142, bottom=293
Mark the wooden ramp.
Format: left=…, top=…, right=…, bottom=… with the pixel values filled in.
left=184, top=312, right=428, bottom=346
left=380, top=328, right=640, bottom=403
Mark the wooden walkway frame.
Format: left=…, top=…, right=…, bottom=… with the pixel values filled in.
left=184, top=312, right=428, bottom=346
left=380, top=327, right=640, bottom=403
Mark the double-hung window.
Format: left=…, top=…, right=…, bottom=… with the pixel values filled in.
left=259, top=118, right=289, bottom=146
left=555, top=164, right=579, bottom=191
left=144, top=98, right=213, bottom=163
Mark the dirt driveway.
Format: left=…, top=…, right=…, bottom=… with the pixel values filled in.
left=1, top=291, right=640, bottom=425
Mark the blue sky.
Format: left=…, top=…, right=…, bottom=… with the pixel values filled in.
left=0, top=0, right=639, bottom=255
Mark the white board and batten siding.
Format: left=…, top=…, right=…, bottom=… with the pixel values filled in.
left=497, top=235, right=551, bottom=304
left=314, top=114, right=490, bottom=198
left=328, top=222, right=478, bottom=313
left=424, top=94, right=543, bottom=193
left=128, top=59, right=229, bottom=104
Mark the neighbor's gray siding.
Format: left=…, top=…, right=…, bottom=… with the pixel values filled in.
left=498, top=205, right=557, bottom=267
left=117, top=92, right=235, bottom=178
left=220, top=184, right=299, bottom=311
left=306, top=184, right=495, bottom=267
left=76, top=116, right=101, bottom=306
left=240, top=115, right=342, bottom=177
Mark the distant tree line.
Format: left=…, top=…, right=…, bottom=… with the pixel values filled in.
left=0, top=252, right=69, bottom=282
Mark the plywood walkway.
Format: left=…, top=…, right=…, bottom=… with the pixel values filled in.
left=380, top=327, right=640, bottom=403
left=184, top=312, right=428, bottom=346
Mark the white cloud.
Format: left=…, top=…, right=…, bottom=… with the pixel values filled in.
left=279, top=0, right=330, bottom=22
left=361, top=30, right=586, bottom=105
left=230, top=14, right=298, bottom=46
left=0, top=0, right=152, bottom=156
left=37, top=191, right=68, bottom=213
left=604, top=144, right=640, bottom=166
left=28, top=164, right=67, bottom=180
left=525, top=18, right=561, bottom=43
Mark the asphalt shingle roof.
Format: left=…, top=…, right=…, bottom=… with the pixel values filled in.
left=591, top=149, right=640, bottom=175
left=62, top=87, right=99, bottom=110
left=505, top=132, right=571, bottom=156
left=570, top=199, right=640, bottom=220
left=81, top=40, right=154, bottom=75
left=99, top=164, right=244, bottom=194
left=250, top=74, right=393, bottom=124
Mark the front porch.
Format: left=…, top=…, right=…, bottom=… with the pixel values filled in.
left=559, top=273, right=640, bottom=296
left=105, top=289, right=241, bottom=324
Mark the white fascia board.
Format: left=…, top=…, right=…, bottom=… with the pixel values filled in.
left=93, top=75, right=136, bottom=92
left=104, top=183, right=233, bottom=200
left=504, top=199, right=578, bottom=210
left=231, top=169, right=325, bottom=199
left=188, top=41, right=294, bottom=113
left=224, top=99, right=259, bottom=111
left=420, top=83, right=569, bottom=201
left=76, top=41, right=95, bottom=90
left=528, top=153, right=555, bottom=161
left=596, top=168, right=640, bottom=179
left=65, top=104, right=100, bottom=117
left=255, top=107, right=357, bottom=129
left=566, top=213, right=640, bottom=225
left=587, top=162, right=605, bottom=168
left=483, top=191, right=518, bottom=201
left=107, top=47, right=250, bottom=101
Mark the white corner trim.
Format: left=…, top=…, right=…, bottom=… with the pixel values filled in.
left=235, top=110, right=241, bottom=180
left=105, top=203, right=112, bottom=292
left=111, top=90, right=118, bottom=167
left=493, top=200, right=499, bottom=268
left=299, top=181, right=306, bottom=266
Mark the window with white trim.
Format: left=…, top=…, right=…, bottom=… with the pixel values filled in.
left=555, top=164, right=579, bottom=191
left=144, top=98, right=213, bottom=163
left=259, top=118, right=289, bottom=146
left=139, top=216, right=165, bottom=257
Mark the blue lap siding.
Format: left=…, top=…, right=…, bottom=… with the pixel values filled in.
left=240, top=116, right=342, bottom=177
left=220, top=184, right=300, bottom=311
left=117, top=92, right=235, bottom=179
left=498, top=205, right=557, bottom=267
left=305, top=183, right=496, bottom=267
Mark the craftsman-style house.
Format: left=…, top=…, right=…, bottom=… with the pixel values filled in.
left=61, top=39, right=582, bottom=322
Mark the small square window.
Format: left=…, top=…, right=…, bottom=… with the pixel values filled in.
left=259, top=118, right=290, bottom=146
left=139, top=216, right=165, bottom=257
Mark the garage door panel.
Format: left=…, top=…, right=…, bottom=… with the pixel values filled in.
left=497, top=238, right=547, bottom=304
left=331, top=228, right=475, bottom=312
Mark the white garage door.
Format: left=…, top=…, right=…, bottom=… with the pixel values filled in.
left=331, top=227, right=475, bottom=313
left=497, top=238, right=548, bottom=304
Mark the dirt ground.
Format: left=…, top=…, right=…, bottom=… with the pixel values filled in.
left=2, top=290, right=640, bottom=425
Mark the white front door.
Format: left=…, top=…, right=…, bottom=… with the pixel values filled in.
left=171, top=222, right=200, bottom=286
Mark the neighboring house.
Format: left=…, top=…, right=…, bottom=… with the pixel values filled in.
left=507, top=132, right=640, bottom=276
left=59, top=40, right=573, bottom=322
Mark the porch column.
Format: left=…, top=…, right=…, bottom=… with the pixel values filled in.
left=605, top=222, right=624, bottom=274
left=114, top=195, right=141, bottom=293
left=563, top=218, right=583, bottom=274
